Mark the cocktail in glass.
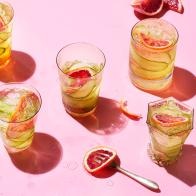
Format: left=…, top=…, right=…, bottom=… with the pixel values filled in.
left=0, top=2, right=14, bottom=66
left=0, top=83, right=42, bottom=153
left=56, top=42, right=105, bottom=117
left=147, top=97, right=194, bottom=166
left=130, top=18, right=178, bottom=91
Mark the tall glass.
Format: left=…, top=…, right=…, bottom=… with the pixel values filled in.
left=0, top=83, right=42, bottom=153
left=0, top=2, right=14, bottom=67
left=130, top=18, right=178, bottom=91
left=146, top=97, right=194, bottom=166
left=56, top=42, right=105, bottom=117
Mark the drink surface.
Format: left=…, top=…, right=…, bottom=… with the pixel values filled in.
left=0, top=2, right=13, bottom=66
left=130, top=19, right=178, bottom=91
left=0, top=87, right=41, bottom=152
left=59, top=60, right=103, bottom=117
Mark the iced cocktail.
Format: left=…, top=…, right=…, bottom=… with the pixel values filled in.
left=0, top=2, right=14, bottom=66
left=147, top=97, right=194, bottom=166
left=0, top=83, right=41, bottom=153
left=130, top=18, right=178, bottom=91
left=56, top=42, right=105, bottom=117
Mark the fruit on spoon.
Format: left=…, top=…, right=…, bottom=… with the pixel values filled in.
left=83, top=146, right=160, bottom=191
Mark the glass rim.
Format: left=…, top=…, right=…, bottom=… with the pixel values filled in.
left=131, top=18, right=179, bottom=50
left=56, top=42, right=106, bottom=79
left=0, top=1, right=14, bottom=26
left=0, top=82, right=42, bottom=124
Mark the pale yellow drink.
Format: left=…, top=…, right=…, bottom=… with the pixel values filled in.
left=0, top=2, right=14, bottom=66
left=130, top=18, right=178, bottom=91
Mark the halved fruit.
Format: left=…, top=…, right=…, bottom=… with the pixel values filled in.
left=140, top=33, right=172, bottom=49
left=164, top=0, right=184, bottom=13
left=119, top=99, right=142, bottom=120
left=152, top=114, right=188, bottom=127
left=83, top=146, right=117, bottom=173
left=131, top=0, right=164, bottom=16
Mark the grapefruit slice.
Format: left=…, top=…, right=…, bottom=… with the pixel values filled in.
left=140, top=33, right=172, bottom=49
left=6, top=92, right=39, bottom=139
left=68, top=69, right=92, bottom=78
left=164, top=0, right=184, bottom=13
left=152, top=114, right=188, bottom=127
left=131, top=0, right=164, bottom=16
left=83, top=146, right=117, bottom=173
left=119, top=99, right=142, bottom=120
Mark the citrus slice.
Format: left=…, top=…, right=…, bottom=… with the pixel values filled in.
left=6, top=92, right=39, bottom=139
left=131, top=0, right=164, bottom=16
left=140, top=33, right=172, bottom=49
left=83, top=146, right=117, bottom=173
left=119, top=99, right=142, bottom=120
left=0, top=16, right=5, bottom=31
left=68, top=69, right=92, bottom=78
left=152, top=114, right=188, bottom=127
left=164, top=0, right=184, bottom=13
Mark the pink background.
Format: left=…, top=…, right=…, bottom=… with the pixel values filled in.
left=0, top=0, right=196, bottom=195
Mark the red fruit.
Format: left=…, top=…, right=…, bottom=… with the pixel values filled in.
left=140, top=33, right=172, bottom=49
left=0, top=16, right=5, bottom=31
left=83, top=146, right=117, bottom=173
left=164, top=0, right=184, bottom=13
left=131, top=0, right=164, bottom=16
left=152, top=114, right=188, bottom=127
left=120, top=99, right=142, bottom=120
left=68, top=69, right=92, bottom=78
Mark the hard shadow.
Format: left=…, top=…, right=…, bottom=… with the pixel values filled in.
left=134, top=5, right=169, bottom=20
left=0, top=50, right=36, bottom=82
left=74, top=97, right=128, bottom=135
left=165, top=144, right=196, bottom=186
left=8, top=132, right=63, bottom=174
left=142, top=67, right=196, bottom=101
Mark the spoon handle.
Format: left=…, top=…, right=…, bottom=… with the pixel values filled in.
left=115, top=165, right=159, bottom=190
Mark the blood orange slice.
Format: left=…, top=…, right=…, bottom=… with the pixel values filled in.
left=83, top=146, right=117, bottom=173
left=120, top=99, right=142, bottom=120
left=164, top=0, right=184, bottom=13
left=140, top=33, right=172, bottom=49
left=152, top=114, right=188, bottom=127
left=6, top=92, right=39, bottom=139
left=131, top=0, right=164, bottom=16
left=68, top=69, right=92, bottom=78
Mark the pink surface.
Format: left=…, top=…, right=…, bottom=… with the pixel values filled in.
left=0, top=0, right=196, bottom=195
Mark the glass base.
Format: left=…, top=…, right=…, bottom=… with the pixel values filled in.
left=66, top=107, right=96, bottom=118
left=147, top=143, right=182, bottom=167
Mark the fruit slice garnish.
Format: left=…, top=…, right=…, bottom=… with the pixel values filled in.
left=68, top=69, right=92, bottom=78
left=68, top=80, right=95, bottom=99
left=83, top=146, right=117, bottom=173
left=152, top=113, right=188, bottom=127
left=131, top=0, right=164, bottom=16
left=164, top=0, right=184, bottom=13
left=140, top=33, right=172, bottom=49
left=0, top=16, right=5, bottom=31
left=6, top=92, right=39, bottom=139
left=119, top=99, right=142, bottom=120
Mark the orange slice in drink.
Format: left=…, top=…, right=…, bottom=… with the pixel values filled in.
left=140, top=33, right=172, bottom=49
left=6, top=92, right=39, bottom=139
left=152, top=113, right=188, bottom=127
